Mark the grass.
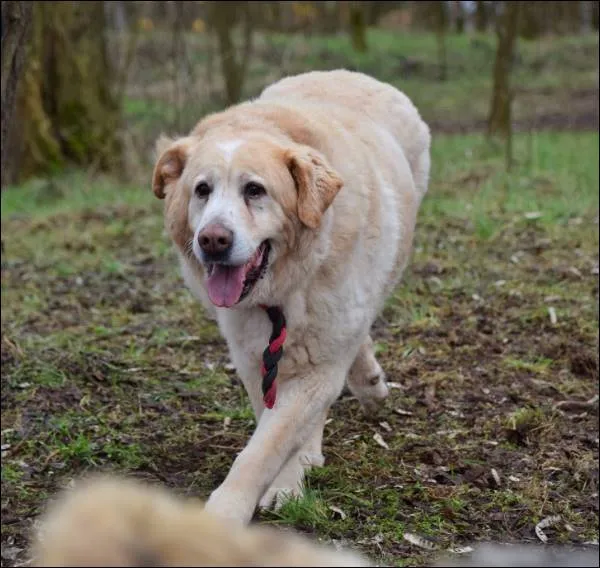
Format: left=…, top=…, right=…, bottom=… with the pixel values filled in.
left=2, top=129, right=598, bottom=566
left=1, top=26, right=599, bottom=567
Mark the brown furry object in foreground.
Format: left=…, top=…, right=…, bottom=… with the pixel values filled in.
left=32, top=475, right=370, bottom=567
left=32, top=476, right=599, bottom=567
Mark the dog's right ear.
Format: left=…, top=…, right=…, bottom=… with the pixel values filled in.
left=152, top=136, right=194, bottom=199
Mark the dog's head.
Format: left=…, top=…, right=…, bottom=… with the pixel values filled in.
left=152, top=129, right=343, bottom=308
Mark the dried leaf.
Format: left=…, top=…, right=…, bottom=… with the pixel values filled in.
left=395, top=408, right=413, bottom=416
left=343, top=434, right=361, bottom=445
left=448, top=546, right=474, bottom=554
left=535, top=515, right=561, bottom=543
left=425, top=384, right=436, bottom=408
left=547, top=306, right=557, bottom=325
left=373, top=432, right=389, bottom=450
left=329, top=505, right=347, bottom=520
left=554, top=395, right=599, bottom=413
left=403, top=532, right=438, bottom=551
left=524, top=211, right=543, bottom=220
left=490, top=468, right=501, bottom=487
left=379, top=421, right=392, bottom=432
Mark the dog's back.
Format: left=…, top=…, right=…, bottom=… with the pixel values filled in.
left=260, top=69, right=431, bottom=199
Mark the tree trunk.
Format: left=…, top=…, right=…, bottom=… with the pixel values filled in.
left=1, top=1, right=33, bottom=187
left=434, top=1, right=448, bottom=81
left=453, top=0, right=466, bottom=33
left=488, top=1, right=520, bottom=165
left=518, top=2, right=542, bottom=39
left=209, top=2, right=255, bottom=106
left=474, top=1, right=489, bottom=32
left=349, top=2, right=368, bottom=53
left=13, top=2, right=122, bottom=184
left=592, top=0, right=599, bottom=30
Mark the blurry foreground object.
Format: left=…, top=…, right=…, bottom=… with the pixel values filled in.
left=32, top=475, right=370, bottom=567
left=435, top=542, right=598, bottom=567
left=32, top=475, right=599, bottom=567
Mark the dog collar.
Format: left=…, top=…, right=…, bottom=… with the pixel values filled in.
left=259, top=305, right=286, bottom=409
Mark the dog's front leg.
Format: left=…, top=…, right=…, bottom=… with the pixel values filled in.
left=204, top=365, right=346, bottom=524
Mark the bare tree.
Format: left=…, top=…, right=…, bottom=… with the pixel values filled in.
left=434, top=1, right=449, bottom=81
left=349, top=1, right=368, bottom=53
left=1, top=1, right=32, bottom=187
left=474, top=1, right=489, bottom=32
left=488, top=2, right=521, bottom=169
left=208, top=2, right=255, bottom=106
left=452, top=0, right=466, bottom=33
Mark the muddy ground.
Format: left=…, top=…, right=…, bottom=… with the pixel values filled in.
left=2, top=128, right=598, bottom=567
left=2, top=28, right=599, bottom=567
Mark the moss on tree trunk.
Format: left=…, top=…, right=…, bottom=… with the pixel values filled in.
left=14, top=2, right=121, bottom=183
left=1, top=1, right=33, bottom=187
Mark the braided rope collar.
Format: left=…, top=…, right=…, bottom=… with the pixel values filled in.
left=259, top=305, right=287, bottom=409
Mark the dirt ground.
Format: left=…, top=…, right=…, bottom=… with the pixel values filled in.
left=2, top=127, right=598, bottom=567
left=1, top=28, right=599, bottom=567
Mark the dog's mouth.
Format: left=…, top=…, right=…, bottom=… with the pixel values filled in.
left=205, top=241, right=270, bottom=308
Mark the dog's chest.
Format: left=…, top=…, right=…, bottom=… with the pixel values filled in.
left=217, top=309, right=273, bottom=370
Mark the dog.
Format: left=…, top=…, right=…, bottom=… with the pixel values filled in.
left=32, top=476, right=599, bottom=568
left=152, top=70, right=431, bottom=524
left=31, top=475, right=370, bottom=567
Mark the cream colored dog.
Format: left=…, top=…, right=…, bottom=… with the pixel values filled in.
left=152, top=70, right=431, bottom=524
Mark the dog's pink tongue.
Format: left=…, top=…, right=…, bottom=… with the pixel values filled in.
left=206, top=265, right=246, bottom=308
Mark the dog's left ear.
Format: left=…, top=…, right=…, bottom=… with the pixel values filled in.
left=285, top=147, right=343, bottom=230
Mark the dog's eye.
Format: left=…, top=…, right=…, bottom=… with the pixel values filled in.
left=195, top=182, right=212, bottom=198
left=244, top=182, right=266, bottom=200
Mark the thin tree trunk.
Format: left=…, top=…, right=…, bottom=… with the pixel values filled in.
left=209, top=2, right=255, bottom=105
left=349, top=1, right=368, bottom=53
left=434, top=1, right=448, bottom=81
left=474, top=1, right=489, bottom=32
left=453, top=0, right=466, bottom=33
left=1, top=1, right=33, bottom=187
left=488, top=2, right=520, bottom=139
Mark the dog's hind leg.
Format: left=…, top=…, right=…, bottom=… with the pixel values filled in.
left=346, top=335, right=389, bottom=413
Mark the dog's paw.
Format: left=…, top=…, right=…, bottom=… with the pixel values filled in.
left=258, top=451, right=324, bottom=511
left=350, top=370, right=390, bottom=414
left=259, top=485, right=302, bottom=511
left=204, top=486, right=255, bottom=525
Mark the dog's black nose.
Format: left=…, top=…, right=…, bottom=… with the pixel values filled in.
left=198, top=223, right=233, bottom=257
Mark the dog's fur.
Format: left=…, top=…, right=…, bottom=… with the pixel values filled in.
left=152, top=70, right=431, bottom=523
left=32, top=476, right=600, bottom=568
left=32, top=475, right=370, bottom=567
